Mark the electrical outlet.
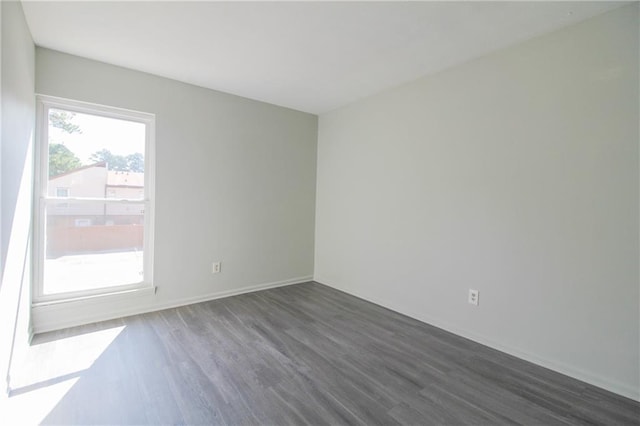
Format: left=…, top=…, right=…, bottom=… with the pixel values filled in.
left=212, top=262, right=221, bottom=274
left=468, top=289, right=479, bottom=306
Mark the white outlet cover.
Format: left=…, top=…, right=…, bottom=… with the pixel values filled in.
left=468, top=289, right=479, bottom=306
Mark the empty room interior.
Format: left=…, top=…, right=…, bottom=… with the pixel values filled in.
left=1, top=0, right=639, bottom=424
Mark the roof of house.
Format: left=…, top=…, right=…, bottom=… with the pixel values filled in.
left=49, top=161, right=106, bottom=180
left=49, top=163, right=144, bottom=188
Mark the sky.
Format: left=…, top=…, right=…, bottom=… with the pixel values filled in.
left=49, top=109, right=146, bottom=165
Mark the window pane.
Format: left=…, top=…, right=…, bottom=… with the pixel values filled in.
left=43, top=107, right=147, bottom=296
left=44, top=201, right=145, bottom=295
left=55, top=187, right=69, bottom=197
left=47, top=108, right=145, bottom=196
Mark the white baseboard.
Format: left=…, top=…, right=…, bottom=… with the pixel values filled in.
left=314, top=277, right=640, bottom=402
left=148, top=275, right=313, bottom=315
left=31, top=275, right=313, bottom=335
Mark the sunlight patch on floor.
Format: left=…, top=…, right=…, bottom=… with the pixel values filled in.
left=1, top=377, right=79, bottom=426
left=11, top=325, right=125, bottom=389
left=6, top=325, right=126, bottom=423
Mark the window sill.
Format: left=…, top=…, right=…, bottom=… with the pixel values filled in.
left=32, top=285, right=156, bottom=308
left=31, top=285, right=157, bottom=334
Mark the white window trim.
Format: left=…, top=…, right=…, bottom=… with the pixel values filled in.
left=33, top=94, right=156, bottom=304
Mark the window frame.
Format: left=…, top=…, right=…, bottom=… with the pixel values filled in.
left=33, top=95, right=156, bottom=304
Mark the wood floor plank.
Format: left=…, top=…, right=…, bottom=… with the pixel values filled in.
left=11, top=282, right=639, bottom=425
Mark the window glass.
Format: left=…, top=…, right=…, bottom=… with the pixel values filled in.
left=35, top=98, right=154, bottom=302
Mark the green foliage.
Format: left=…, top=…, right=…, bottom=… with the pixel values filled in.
left=90, top=149, right=144, bottom=172
left=49, top=110, right=82, bottom=134
left=125, top=152, right=145, bottom=173
left=48, top=110, right=83, bottom=176
left=49, top=143, right=82, bottom=177
left=47, top=112, right=144, bottom=174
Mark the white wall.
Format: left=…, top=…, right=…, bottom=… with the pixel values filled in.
left=315, top=4, right=639, bottom=400
left=0, top=1, right=35, bottom=394
left=34, top=48, right=318, bottom=332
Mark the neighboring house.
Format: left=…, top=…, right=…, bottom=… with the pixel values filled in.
left=48, top=162, right=144, bottom=227
left=47, top=162, right=145, bottom=256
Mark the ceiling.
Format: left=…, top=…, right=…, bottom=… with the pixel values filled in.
left=21, top=1, right=626, bottom=114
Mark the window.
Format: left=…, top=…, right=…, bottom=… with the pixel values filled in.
left=34, top=96, right=155, bottom=302
left=74, top=218, right=92, bottom=227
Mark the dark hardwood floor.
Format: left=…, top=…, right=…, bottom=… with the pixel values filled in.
left=11, top=282, right=640, bottom=425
